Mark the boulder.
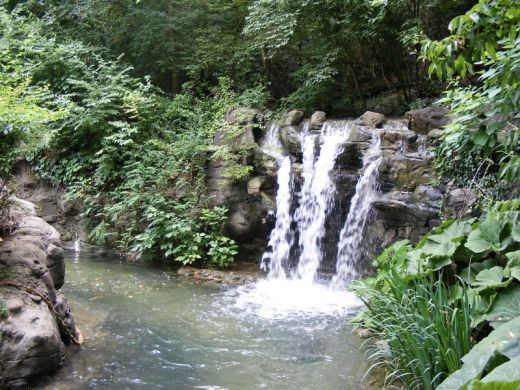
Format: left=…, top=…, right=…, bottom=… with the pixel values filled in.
left=406, top=105, right=451, bottom=134
left=280, top=126, right=303, bottom=156
left=247, top=177, right=265, bottom=195
left=356, top=111, right=386, bottom=128
left=310, top=111, right=327, bottom=129
left=443, top=187, right=477, bottom=219
left=225, top=108, right=260, bottom=125
left=427, top=128, right=444, bottom=140
left=283, top=110, right=305, bottom=126
left=379, top=154, right=432, bottom=192
left=0, top=198, right=78, bottom=388
left=46, top=243, right=65, bottom=289
left=224, top=202, right=264, bottom=242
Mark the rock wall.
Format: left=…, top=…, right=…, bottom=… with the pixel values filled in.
left=209, top=106, right=472, bottom=273
left=0, top=197, right=79, bottom=389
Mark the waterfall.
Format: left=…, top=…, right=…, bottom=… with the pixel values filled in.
left=332, top=132, right=383, bottom=286
left=294, top=123, right=351, bottom=282
left=260, top=157, right=294, bottom=279
left=261, top=122, right=352, bottom=283
left=74, top=237, right=81, bottom=253
left=262, top=123, right=285, bottom=162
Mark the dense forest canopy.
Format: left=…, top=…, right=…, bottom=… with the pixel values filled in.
left=8, top=0, right=473, bottom=113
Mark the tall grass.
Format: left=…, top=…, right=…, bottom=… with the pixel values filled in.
left=358, top=273, right=473, bottom=389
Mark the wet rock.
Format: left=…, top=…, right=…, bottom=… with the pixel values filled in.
left=283, top=110, right=305, bottom=126
left=379, top=155, right=432, bottom=192
left=310, top=111, right=327, bottom=129
left=380, top=128, right=417, bottom=151
left=356, top=111, right=386, bottom=128
left=427, top=128, right=444, bottom=140
left=177, top=266, right=259, bottom=285
left=46, top=243, right=65, bottom=289
left=406, top=105, right=451, bottom=134
left=444, top=187, right=477, bottom=219
left=0, top=197, right=78, bottom=389
left=280, top=125, right=303, bottom=156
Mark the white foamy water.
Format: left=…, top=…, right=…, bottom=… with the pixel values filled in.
left=260, top=157, right=294, bottom=279
left=294, top=123, right=352, bottom=282
left=333, top=132, right=383, bottom=286
left=261, top=122, right=286, bottom=162
left=231, top=279, right=362, bottom=320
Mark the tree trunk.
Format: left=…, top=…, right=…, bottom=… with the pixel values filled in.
left=167, top=0, right=180, bottom=94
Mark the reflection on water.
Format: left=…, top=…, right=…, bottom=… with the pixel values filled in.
left=36, top=254, right=370, bottom=390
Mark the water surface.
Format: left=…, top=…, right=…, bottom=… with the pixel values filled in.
left=37, top=254, right=370, bottom=390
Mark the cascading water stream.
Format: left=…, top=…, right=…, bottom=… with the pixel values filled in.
left=332, top=132, right=383, bottom=286
left=260, top=157, right=294, bottom=279
left=294, top=123, right=352, bottom=282
left=261, top=122, right=286, bottom=162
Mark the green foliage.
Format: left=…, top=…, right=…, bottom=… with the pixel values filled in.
left=422, top=0, right=520, bottom=188
left=355, top=199, right=520, bottom=388
left=0, top=302, right=7, bottom=321
left=353, top=273, right=472, bottom=389
left=0, top=8, right=240, bottom=267
left=13, top=0, right=473, bottom=115
left=438, top=317, right=520, bottom=390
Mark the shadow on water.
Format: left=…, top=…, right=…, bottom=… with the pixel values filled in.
left=35, top=253, right=373, bottom=390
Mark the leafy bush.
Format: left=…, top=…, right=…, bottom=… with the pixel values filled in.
left=354, top=199, right=520, bottom=388
left=0, top=8, right=243, bottom=267
left=354, top=274, right=472, bottom=389
left=438, top=317, right=520, bottom=389
left=422, top=0, right=520, bottom=190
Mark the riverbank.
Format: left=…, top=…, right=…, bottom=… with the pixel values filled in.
left=0, top=197, right=79, bottom=389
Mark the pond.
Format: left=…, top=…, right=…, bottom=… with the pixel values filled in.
left=36, top=253, right=371, bottom=390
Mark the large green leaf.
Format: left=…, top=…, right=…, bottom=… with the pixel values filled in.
left=512, top=225, right=520, bottom=243
left=467, top=378, right=520, bottom=390
left=466, top=213, right=513, bottom=254
left=506, top=251, right=520, bottom=268
left=482, top=355, right=520, bottom=383
left=473, top=267, right=511, bottom=291
left=468, top=288, right=497, bottom=327
left=487, top=284, right=520, bottom=328
left=461, top=260, right=498, bottom=284
left=437, top=317, right=520, bottom=390
left=416, top=220, right=473, bottom=271
left=509, top=267, right=520, bottom=283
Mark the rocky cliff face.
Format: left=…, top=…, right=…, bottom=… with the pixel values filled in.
left=0, top=197, right=79, bottom=389
left=209, top=106, right=473, bottom=272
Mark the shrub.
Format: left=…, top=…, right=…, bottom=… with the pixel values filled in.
left=355, top=273, right=472, bottom=389
left=354, top=199, right=520, bottom=388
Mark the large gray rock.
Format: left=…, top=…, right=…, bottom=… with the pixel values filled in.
left=310, top=111, right=327, bottom=129
left=283, top=110, right=305, bottom=126
left=406, top=105, right=451, bottom=134
left=13, top=159, right=88, bottom=247
left=356, top=111, right=386, bottom=128
left=280, top=125, right=303, bottom=156
left=0, top=198, right=79, bottom=389
left=0, top=289, right=65, bottom=388
left=443, top=187, right=477, bottom=219
left=225, top=108, right=260, bottom=125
